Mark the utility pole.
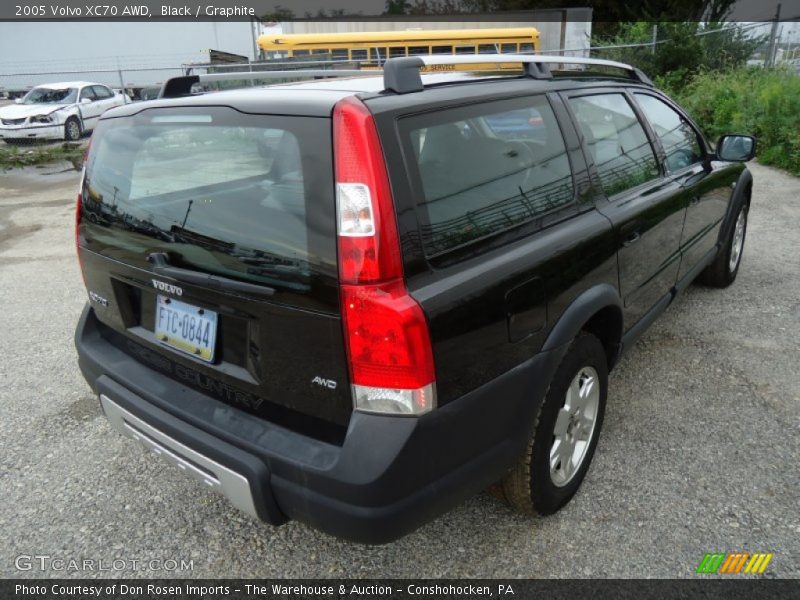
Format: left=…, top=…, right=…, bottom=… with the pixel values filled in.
left=767, top=3, right=781, bottom=67
left=651, top=24, right=658, bottom=55
left=250, top=16, right=259, bottom=63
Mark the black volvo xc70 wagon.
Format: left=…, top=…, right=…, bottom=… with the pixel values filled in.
left=75, top=55, right=756, bottom=543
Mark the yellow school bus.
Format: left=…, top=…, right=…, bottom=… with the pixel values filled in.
left=257, top=28, right=540, bottom=64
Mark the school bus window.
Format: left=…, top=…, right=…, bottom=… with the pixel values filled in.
left=351, top=48, right=368, bottom=61
left=311, top=49, right=329, bottom=55
left=293, top=49, right=310, bottom=57
left=519, top=43, right=534, bottom=53
left=455, top=45, right=476, bottom=55
left=409, top=46, right=428, bottom=56
left=389, top=46, right=406, bottom=58
left=432, top=45, right=452, bottom=54
left=479, top=44, right=497, bottom=54
left=331, top=48, right=348, bottom=60
left=501, top=43, right=518, bottom=53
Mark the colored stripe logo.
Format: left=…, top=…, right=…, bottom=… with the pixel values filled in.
left=697, top=552, right=773, bottom=574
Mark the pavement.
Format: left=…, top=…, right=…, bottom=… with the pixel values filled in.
left=0, top=161, right=797, bottom=579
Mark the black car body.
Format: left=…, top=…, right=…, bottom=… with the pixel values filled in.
left=75, top=55, right=755, bottom=543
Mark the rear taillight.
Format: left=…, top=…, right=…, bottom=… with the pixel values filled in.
left=333, top=96, right=436, bottom=415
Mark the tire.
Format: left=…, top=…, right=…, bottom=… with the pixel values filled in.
left=64, top=117, right=82, bottom=142
left=698, top=202, right=748, bottom=288
left=502, top=332, right=608, bottom=515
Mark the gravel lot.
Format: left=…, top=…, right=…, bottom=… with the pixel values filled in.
left=0, top=162, right=798, bottom=579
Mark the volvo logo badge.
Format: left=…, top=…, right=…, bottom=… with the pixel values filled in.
left=152, top=279, right=183, bottom=296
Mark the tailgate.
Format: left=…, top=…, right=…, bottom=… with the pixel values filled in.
left=77, top=105, right=352, bottom=438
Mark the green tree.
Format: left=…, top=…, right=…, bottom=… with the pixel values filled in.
left=260, top=5, right=294, bottom=21
left=385, top=0, right=411, bottom=14
left=592, top=21, right=762, bottom=91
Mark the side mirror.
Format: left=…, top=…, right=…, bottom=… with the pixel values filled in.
left=717, top=134, right=756, bottom=162
left=14, top=98, right=22, bottom=104
left=80, top=97, right=92, bottom=104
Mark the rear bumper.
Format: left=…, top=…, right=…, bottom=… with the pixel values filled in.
left=75, top=304, right=560, bottom=543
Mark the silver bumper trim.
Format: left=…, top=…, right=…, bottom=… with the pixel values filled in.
left=100, top=394, right=258, bottom=518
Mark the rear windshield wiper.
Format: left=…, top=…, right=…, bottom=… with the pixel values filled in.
left=147, top=252, right=275, bottom=298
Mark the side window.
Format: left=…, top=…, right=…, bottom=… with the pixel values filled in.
left=634, top=93, right=703, bottom=172
left=483, top=107, right=547, bottom=143
left=501, top=43, right=518, bottom=53
left=93, top=85, right=113, bottom=99
left=80, top=87, right=97, bottom=101
left=431, top=45, right=452, bottom=54
left=568, top=93, right=660, bottom=197
left=404, top=96, right=575, bottom=255
left=351, top=48, right=367, bottom=61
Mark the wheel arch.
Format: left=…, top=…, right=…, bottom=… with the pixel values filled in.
left=718, top=167, right=753, bottom=245
left=541, top=284, right=624, bottom=371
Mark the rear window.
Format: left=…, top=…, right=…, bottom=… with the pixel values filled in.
left=81, top=106, right=337, bottom=308
left=402, top=96, right=576, bottom=256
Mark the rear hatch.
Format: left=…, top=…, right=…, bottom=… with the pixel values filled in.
left=78, top=104, right=352, bottom=442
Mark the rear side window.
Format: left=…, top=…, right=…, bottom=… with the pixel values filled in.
left=402, top=96, right=575, bottom=256
left=568, top=93, right=660, bottom=197
left=82, top=107, right=336, bottom=306
left=483, top=107, right=547, bottom=143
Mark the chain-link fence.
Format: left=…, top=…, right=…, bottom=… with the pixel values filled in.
left=1, top=21, right=797, bottom=100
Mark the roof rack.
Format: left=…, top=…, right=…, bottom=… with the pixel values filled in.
left=157, top=54, right=653, bottom=99
left=383, top=54, right=653, bottom=94
left=159, top=69, right=375, bottom=98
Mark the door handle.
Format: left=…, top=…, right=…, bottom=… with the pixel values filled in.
left=623, top=231, right=641, bottom=247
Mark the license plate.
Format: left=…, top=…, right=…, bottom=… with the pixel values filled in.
left=154, top=296, right=218, bottom=362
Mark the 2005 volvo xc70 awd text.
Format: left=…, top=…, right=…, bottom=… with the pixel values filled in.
left=75, top=54, right=756, bottom=543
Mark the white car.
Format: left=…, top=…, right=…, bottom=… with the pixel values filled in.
left=0, top=81, right=129, bottom=143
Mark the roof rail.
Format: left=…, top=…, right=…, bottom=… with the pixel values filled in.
left=158, top=69, right=375, bottom=99
left=383, top=54, right=653, bottom=94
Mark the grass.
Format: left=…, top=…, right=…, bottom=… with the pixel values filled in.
left=662, top=67, right=800, bottom=176
left=0, top=141, right=87, bottom=170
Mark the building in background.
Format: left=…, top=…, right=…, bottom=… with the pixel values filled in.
left=0, top=20, right=261, bottom=95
